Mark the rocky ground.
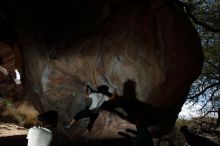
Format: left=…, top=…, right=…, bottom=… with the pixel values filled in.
left=0, top=99, right=219, bottom=146
left=0, top=122, right=27, bottom=137
left=0, top=122, right=219, bottom=146
left=0, top=123, right=27, bottom=146
left=0, top=122, right=132, bottom=146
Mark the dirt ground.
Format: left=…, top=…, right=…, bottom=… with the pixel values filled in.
left=0, top=122, right=132, bottom=146
left=0, top=123, right=27, bottom=146
left=0, top=122, right=27, bottom=137
left=0, top=121, right=218, bottom=146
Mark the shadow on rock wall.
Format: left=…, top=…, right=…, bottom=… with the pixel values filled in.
left=103, top=79, right=179, bottom=137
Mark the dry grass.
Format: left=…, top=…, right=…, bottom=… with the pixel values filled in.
left=0, top=100, right=39, bottom=128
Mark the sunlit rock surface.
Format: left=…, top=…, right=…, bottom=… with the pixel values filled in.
left=1, top=0, right=203, bottom=139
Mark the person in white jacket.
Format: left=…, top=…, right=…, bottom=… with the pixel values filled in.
left=27, top=110, right=60, bottom=146
left=0, top=58, right=21, bottom=99
left=0, top=65, right=21, bottom=85
left=27, top=126, right=52, bottom=146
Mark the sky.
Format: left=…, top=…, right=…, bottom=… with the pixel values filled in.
left=178, top=102, right=203, bottom=119
left=178, top=101, right=217, bottom=120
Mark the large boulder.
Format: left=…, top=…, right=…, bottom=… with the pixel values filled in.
left=1, top=0, right=203, bottom=140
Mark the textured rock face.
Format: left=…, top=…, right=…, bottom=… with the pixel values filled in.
left=2, top=0, right=203, bottom=139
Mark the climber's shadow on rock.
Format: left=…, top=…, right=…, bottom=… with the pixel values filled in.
left=117, top=129, right=139, bottom=142
left=102, top=79, right=178, bottom=137
left=118, top=128, right=154, bottom=146
left=102, top=79, right=139, bottom=123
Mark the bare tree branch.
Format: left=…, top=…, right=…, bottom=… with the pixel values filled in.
left=206, top=61, right=219, bottom=70
left=199, top=88, right=218, bottom=111
left=188, top=83, right=219, bottom=99
left=176, top=1, right=220, bottom=33
left=200, top=110, right=217, bottom=119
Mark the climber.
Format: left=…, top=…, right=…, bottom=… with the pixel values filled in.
left=180, top=126, right=218, bottom=146
left=0, top=57, right=21, bottom=85
left=0, top=59, right=8, bottom=77
left=64, top=84, right=117, bottom=135
left=0, top=57, right=7, bottom=99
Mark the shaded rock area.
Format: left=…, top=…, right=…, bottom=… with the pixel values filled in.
left=0, top=0, right=203, bottom=142
left=0, top=43, right=23, bottom=99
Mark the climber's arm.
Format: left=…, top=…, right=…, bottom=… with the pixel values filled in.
left=0, top=66, right=8, bottom=76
